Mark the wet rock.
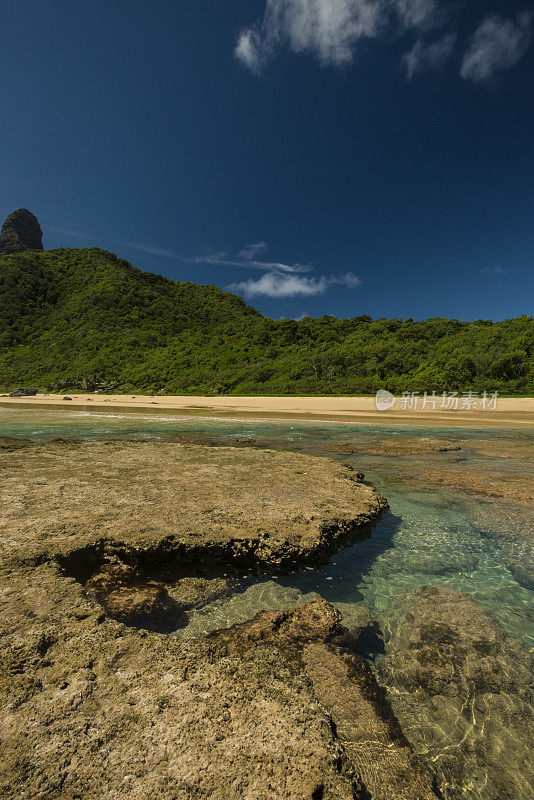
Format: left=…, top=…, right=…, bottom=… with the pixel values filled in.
left=208, top=599, right=341, bottom=653
left=378, top=585, right=534, bottom=800
left=500, top=539, right=534, bottom=590
left=371, top=541, right=480, bottom=577
left=220, top=437, right=262, bottom=448
left=319, top=443, right=360, bottom=455
left=318, top=437, right=462, bottom=457
left=421, top=467, right=533, bottom=506
left=468, top=439, right=534, bottom=461
left=168, top=433, right=217, bottom=446
left=506, top=559, right=534, bottom=590
left=303, top=644, right=439, bottom=800
left=177, top=580, right=323, bottom=640
left=370, top=437, right=461, bottom=455
left=85, top=556, right=185, bottom=630
left=168, top=575, right=234, bottom=609
left=0, top=209, right=43, bottom=254
left=211, top=601, right=440, bottom=799
left=333, top=602, right=374, bottom=649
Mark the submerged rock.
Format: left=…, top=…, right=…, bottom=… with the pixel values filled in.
left=378, top=585, right=534, bottom=800
left=168, top=575, right=234, bottom=609
left=211, top=600, right=440, bottom=799
left=422, top=467, right=534, bottom=505
left=208, top=598, right=341, bottom=653
left=500, top=539, right=534, bottom=590
left=0, top=208, right=43, bottom=254
left=303, top=644, right=439, bottom=800
left=176, top=580, right=323, bottom=640
left=333, top=602, right=374, bottom=650
left=221, top=437, right=262, bottom=448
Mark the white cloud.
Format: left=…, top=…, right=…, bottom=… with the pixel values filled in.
left=193, top=243, right=310, bottom=273
left=402, top=33, right=455, bottom=79
left=230, top=270, right=361, bottom=298
left=235, top=0, right=448, bottom=71
left=328, top=271, right=362, bottom=288
left=235, top=1, right=532, bottom=83
left=122, top=241, right=181, bottom=258
left=480, top=266, right=509, bottom=275
left=235, top=28, right=266, bottom=73
left=231, top=273, right=328, bottom=297
left=238, top=241, right=269, bottom=259
left=460, top=12, right=533, bottom=83
left=236, top=0, right=387, bottom=70
left=394, top=0, right=444, bottom=31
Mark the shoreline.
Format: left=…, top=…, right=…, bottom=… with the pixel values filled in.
left=1, top=393, right=534, bottom=429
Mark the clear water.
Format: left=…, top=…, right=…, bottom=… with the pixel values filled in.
left=1, top=404, right=533, bottom=651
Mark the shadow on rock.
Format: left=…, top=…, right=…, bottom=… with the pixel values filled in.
left=85, top=555, right=188, bottom=632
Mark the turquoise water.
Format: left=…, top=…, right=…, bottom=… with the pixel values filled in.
left=1, top=404, right=533, bottom=651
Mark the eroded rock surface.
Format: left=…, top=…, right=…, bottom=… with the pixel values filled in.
left=0, top=439, right=387, bottom=567
left=210, top=601, right=440, bottom=799
left=378, top=585, right=534, bottom=800
left=365, top=437, right=461, bottom=456
left=0, top=566, right=360, bottom=800
left=0, top=440, right=393, bottom=799
left=318, top=437, right=461, bottom=457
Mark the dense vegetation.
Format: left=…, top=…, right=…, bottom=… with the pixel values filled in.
left=1, top=247, right=533, bottom=395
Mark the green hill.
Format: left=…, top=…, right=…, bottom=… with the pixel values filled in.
left=1, top=247, right=533, bottom=395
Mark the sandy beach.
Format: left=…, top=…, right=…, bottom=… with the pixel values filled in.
left=2, top=393, right=533, bottom=429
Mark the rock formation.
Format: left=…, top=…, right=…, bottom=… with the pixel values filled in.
left=0, top=441, right=393, bottom=800
left=0, top=439, right=387, bottom=567
left=0, top=208, right=43, bottom=254
left=85, top=556, right=186, bottom=630
left=209, top=601, right=440, bottom=800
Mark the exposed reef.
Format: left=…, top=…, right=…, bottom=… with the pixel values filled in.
left=318, top=437, right=461, bottom=457
left=0, top=439, right=387, bottom=570
left=0, top=439, right=395, bottom=798
left=408, top=467, right=534, bottom=506
left=0, top=563, right=363, bottom=799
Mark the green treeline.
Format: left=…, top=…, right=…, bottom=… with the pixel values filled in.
left=0, top=247, right=532, bottom=395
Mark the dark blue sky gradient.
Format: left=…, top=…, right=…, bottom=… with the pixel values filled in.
left=1, top=0, right=532, bottom=320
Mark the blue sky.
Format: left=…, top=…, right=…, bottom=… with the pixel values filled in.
left=1, top=0, right=532, bottom=321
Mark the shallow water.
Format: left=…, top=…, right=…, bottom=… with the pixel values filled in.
left=1, top=405, right=533, bottom=651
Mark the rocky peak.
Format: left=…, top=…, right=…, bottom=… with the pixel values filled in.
left=0, top=208, right=43, bottom=255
